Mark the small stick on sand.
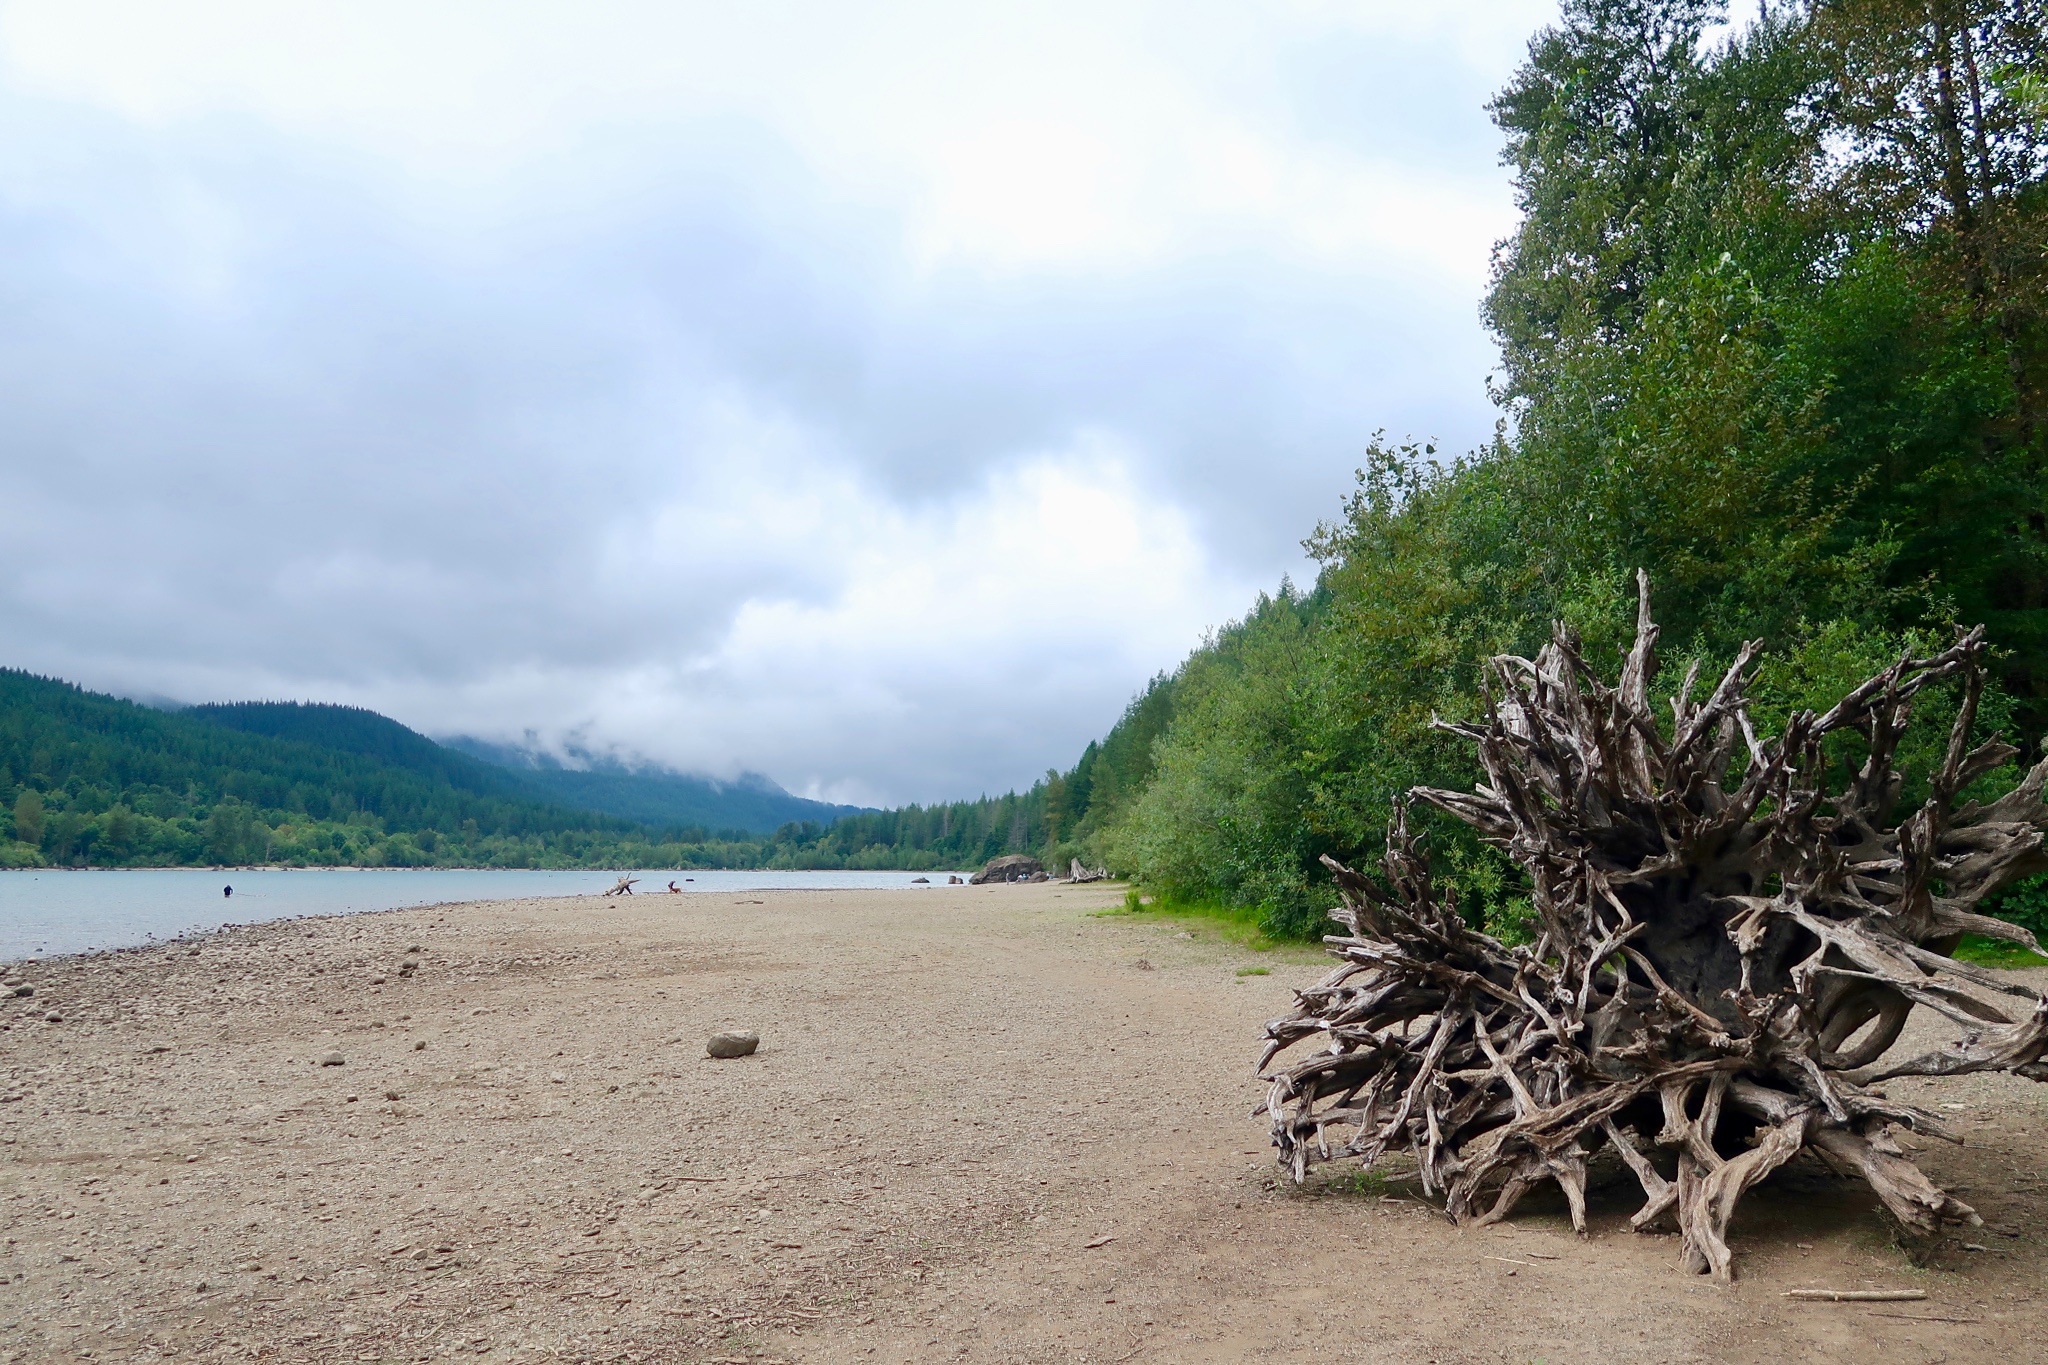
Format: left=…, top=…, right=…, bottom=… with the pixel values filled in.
left=1782, top=1289, right=1928, bottom=1302
left=1870, top=1313, right=1983, bottom=1324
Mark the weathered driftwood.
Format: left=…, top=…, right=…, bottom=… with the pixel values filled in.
left=603, top=876, right=639, bottom=897
left=1257, top=574, right=2048, bottom=1279
left=1070, top=859, right=1111, bottom=883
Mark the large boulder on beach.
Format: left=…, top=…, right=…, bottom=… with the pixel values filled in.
left=969, top=854, right=1043, bottom=885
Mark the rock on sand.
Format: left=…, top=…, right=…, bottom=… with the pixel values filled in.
left=706, top=1030, right=760, bottom=1059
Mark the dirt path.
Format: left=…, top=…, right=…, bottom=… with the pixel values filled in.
left=2, top=883, right=2045, bottom=1364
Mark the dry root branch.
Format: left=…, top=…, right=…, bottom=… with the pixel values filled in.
left=1258, top=573, right=2048, bottom=1278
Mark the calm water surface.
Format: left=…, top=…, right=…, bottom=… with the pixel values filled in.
left=0, top=868, right=965, bottom=961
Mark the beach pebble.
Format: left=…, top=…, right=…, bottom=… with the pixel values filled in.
left=706, top=1030, right=760, bottom=1059
left=317, top=1051, right=345, bottom=1067
left=549, top=1072, right=567, bottom=1084
left=413, top=1041, right=427, bottom=1051
left=383, top=1089, right=401, bottom=1101
left=43, top=1011, right=61, bottom=1023
left=11, top=985, right=32, bottom=997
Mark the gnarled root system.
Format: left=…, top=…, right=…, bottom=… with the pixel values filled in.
left=1258, top=575, right=2048, bottom=1278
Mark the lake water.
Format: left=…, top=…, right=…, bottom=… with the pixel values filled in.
left=0, top=867, right=967, bottom=961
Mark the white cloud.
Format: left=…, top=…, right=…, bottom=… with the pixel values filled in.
left=0, top=0, right=1553, bottom=803
left=0, top=0, right=1540, bottom=272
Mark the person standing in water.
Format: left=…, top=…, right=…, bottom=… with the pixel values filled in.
left=223, top=885, right=233, bottom=898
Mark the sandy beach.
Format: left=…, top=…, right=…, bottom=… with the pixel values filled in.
left=3, top=882, right=2046, bottom=1364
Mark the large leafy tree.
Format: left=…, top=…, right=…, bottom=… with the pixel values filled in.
left=1806, top=0, right=2048, bottom=694
left=1486, top=0, right=2047, bottom=687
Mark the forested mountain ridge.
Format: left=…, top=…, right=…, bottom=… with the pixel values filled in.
left=191, top=702, right=534, bottom=802
left=0, top=674, right=659, bottom=868
left=0, top=675, right=981, bottom=870
left=440, top=736, right=867, bottom=834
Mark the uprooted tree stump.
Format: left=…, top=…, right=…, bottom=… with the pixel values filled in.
left=1257, top=574, right=2048, bottom=1279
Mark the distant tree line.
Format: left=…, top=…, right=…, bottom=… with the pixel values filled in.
left=752, top=673, right=1178, bottom=873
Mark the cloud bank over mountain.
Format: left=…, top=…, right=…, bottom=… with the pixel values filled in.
left=0, top=0, right=1549, bottom=806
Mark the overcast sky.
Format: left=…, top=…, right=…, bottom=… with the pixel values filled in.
left=0, top=0, right=1554, bottom=806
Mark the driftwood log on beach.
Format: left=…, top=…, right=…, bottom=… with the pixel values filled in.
left=1258, top=573, right=2048, bottom=1279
